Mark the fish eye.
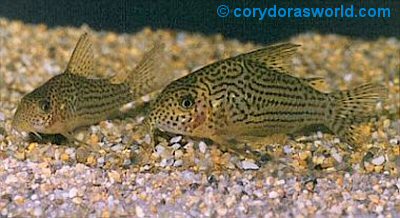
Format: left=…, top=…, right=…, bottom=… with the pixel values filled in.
left=39, top=99, right=51, bottom=112
left=180, top=95, right=194, bottom=109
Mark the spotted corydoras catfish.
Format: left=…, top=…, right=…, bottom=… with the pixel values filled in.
left=12, top=33, right=172, bottom=140
left=144, top=43, right=387, bottom=154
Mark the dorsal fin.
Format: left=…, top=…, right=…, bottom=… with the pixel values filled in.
left=303, top=77, right=330, bottom=92
left=128, top=42, right=169, bottom=97
left=112, top=42, right=173, bottom=98
left=240, top=43, right=300, bottom=74
left=65, top=33, right=95, bottom=77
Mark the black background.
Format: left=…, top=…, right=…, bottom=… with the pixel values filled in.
left=0, top=0, right=398, bottom=44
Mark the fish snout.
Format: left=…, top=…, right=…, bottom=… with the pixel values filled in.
left=11, top=108, right=23, bottom=132
left=11, top=113, right=29, bottom=133
left=11, top=117, right=19, bottom=131
left=12, top=103, right=36, bottom=134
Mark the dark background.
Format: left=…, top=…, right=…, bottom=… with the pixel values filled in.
left=0, top=0, right=398, bottom=44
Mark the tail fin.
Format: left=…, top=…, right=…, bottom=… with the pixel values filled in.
left=327, top=83, right=387, bottom=145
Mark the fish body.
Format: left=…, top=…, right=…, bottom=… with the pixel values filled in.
left=145, top=43, right=386, bottom=149
left=13, top=73, right=132, bottom=134
left=13, top=33, right=171, bottom=138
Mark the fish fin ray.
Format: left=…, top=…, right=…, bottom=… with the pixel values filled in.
left=240, top=43, right=300, bottom=74
left=65, top=33, right=96, bottom=77
left=113, top=42, right=173, bottom=97
left=303, top=77, right=330, bottom=92
left=327, top=83, right=387, bottom=146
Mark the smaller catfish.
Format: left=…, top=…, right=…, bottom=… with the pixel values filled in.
left=12, top=33, right=171, bottom=142
left=144, top=43, right=387, bottom=156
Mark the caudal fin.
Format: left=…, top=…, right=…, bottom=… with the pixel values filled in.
left=327, top=83, right=387, bottom=145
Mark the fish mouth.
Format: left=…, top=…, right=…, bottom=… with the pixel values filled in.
left=11, top=120, right=43, bottom=140
left=11, top=115, right=45, bottom=140
left=11, top=116, right=27, bottom=133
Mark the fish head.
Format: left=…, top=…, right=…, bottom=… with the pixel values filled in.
left=146, top=78, right=209, bottom=137
left=12, top=75, right=71, bottom=135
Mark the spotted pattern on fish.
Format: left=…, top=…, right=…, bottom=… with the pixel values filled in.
left=12, top=33, right=173, bottom=137
left=145, top=43, right=386, bottom=148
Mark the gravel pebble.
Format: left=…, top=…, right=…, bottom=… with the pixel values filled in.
left=170, top=136, right=182, bottom=144
left=268, top=191, right=279, bottom=198
left=241, top=160, right=259, bottom=170
left=331, top=148, right=343, bottom=163
left=198, top=141, right=207, bottom=153
left=69, top=188, right=78, bottom=198
left=135, top=205, right=145, bottom=217
left=371, top=156, right=385, bottom=165
left=171, top=143, right=181, bottom=150
left=173, top=159, right=183, bottom=167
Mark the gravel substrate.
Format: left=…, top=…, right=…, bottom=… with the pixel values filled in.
left=0, top=18, right=399, bottom=217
